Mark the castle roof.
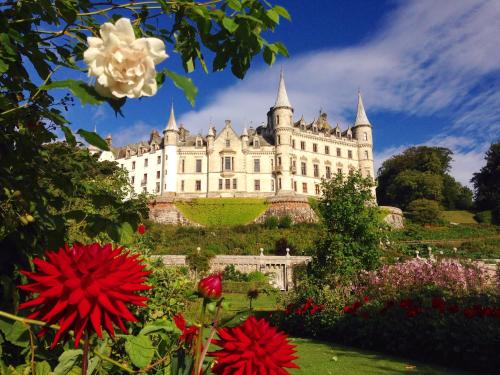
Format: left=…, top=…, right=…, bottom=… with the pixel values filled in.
left=165, top=103, right=178, bottom=131
left=354, top=92, right=371, bottom=127
left=274, top=68, right=292, bottom=108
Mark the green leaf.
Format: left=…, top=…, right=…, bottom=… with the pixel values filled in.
left=227, top=0, right=242, bottom=12
left=125, top=334, right=154, bottom=368
left=5, top=321, right=29, bottom=347
left=43, top=80, right=103, bottom=106
left=266, top=9, right=280, bottom=24
left=263, top=46, right=276, bottom=66
left=273, top=5, right=291, bottom=21
left=139, top=320, right=175, bottom=336
left=163, top=69, right=198, bottom=107
left=35, top=361, right=51, bottom=375
left=219, top=310, right=251, bottom=328
left=118, top=221, right=134, bottom=246
left=61, top=125, right=76, bottom=146
left=222, top=17, right=238, bottom=33
left=77, top=129, right=110, bottom=151
left=53, top=349, right=82, bottom=375
left=55, top=0, right=77, bottom=24
left=0, top=58, right=9, bottom=74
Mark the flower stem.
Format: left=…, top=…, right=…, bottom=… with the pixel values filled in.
left=194, top=300, right=207, bottom=375
left=82, top=331, right=89, bottom=375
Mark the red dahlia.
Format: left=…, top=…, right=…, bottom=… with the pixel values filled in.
left=18, top=243, right=151, bottom=348
left=209, top=316, right=299, bottom=375
left=173, top=314, right=199, bottom=346
left=137, top=223, right=146, bottom=235
left=198, top=273, right=222, bottom=299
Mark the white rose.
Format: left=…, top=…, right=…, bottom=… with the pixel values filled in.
left=83, top=18, right=168, bottom=99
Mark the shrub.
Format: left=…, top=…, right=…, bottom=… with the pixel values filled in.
left=247, top=271, right=268, bottom=283
left=222, top=280, right=269, bottom=293
left=475, top=210, right=493, bottom=224
left=406, top=198, right=443, bottom=224
left=185, top=248, right=215, bottom=277
left=222, top=264, right=248, bottom=282
left=278, top=215, right=293, bottom=228
left=274, top=237, right=296, bottom=255
left=263, top=215, right=279, bottom=229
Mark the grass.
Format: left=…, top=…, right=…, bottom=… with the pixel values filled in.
left=175, top=198, right=269, bottom=226
left=290, top=338, right=469, bottom=375
left=441, top=210, right=477, bottom=224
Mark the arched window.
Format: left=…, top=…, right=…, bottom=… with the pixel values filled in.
left=364, top=150, right=369, bottom=160
left=363, top=132, right=368, bottom=141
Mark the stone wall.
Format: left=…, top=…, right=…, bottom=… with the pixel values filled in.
left=254, top=195, right=318, bottom=224
left=149, top=195, right=200, bottom=226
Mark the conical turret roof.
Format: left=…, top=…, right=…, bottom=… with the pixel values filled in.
left=274, top=68, right=292, bottom=108
left=354, top=92, right=371, bottom=126
left=165, top=103, right=178, bottom=131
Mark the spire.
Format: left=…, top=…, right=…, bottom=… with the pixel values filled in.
left=274, top=68, right=292, bottom=108
left=242, top=127, right=248, bottom=137
left=354, top=91, right=371, bottom=126
left=165, top=103, right=178, bottom=131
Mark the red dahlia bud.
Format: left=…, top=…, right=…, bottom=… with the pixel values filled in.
left=198, top=273, right=222, bottom=299
left=137, top=223, right=146, bottom=235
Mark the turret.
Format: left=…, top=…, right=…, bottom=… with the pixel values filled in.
left=207, top=125, right=215, bottom=151
left=163, top=103, right=179, bottom=193
left=352, top=92, right=375, bottom=182
left=268, top=69, right=294, bottom=194
left=241, top=127, right=249, bottom=151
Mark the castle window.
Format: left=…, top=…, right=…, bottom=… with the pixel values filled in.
left=254, top=159, right=260, bottom=173
left=278, top=178, right=282, bottom=190
left=225, top=179, right=231, bottom=190
left=336, top=148, right=341, bottom=157
left=278, top=157, right=282, bottom=166
left=270, top=159, right=274, bottom=169
left=293, top=181, right=297, bottom=192
left=132, top=161, right=136, bottom=170
left=363, top=132, right=368, bottom=141
left=326, top=166, right=331, bottom=179
left=364, top=150, right=369, bottom=160
left=315, top=184, right=320, bottom=195
left=276, top=115, right=280, bottom=125
left=292, top=139, right=296, bottom=149
left=301, top=162, right=307, bottom=176
left=348, top=150, right=353, bottom=159
left=196, top=159, right=202, bottom=173
left=142, top=173, right=147, bottom=185
left=196, top=139, right=202, bottom=147
left=156, top=182, right=160, bottom=193
left=254, top=138, right=260, bottom=148
left=254, top=180, right=260, bottom=191
left=195, top=180, right=201, bottom=191
left=313, top=143, right=318, bottom=153
left=181, top=159, right=185, bottom=173
left=325, top=146, right=330, bottom=155
left=313, top=164, right=319, bottom=178
left=300, top=141, right=305, bottom=150
left=271, top=179, right=275, bottom=191
left=338, top=168, right=342, bottom=174
left=156, top=171, right=160, bottom=179
left=157, top=156, right=161, bottom=164
left=224, top=157, right=232, bottom=171
left=181, top=180, right=185, bottom=191
left=219, top=179, right=223, bottom=190
left=225, top=139, right=231, bottom=148
left=144, top=158, right=148, bottom=167
left=233, top=179, right=237, bottom=189
left=302, top=182, right=307, bottom=193
left=131, top=176, right=135, bottom=184
left=277, top=135, right=281, bottom=145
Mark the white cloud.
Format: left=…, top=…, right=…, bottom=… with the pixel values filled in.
left=112, top=120, right=155, bottom=147
left=179, top=0, right=500, bottom=185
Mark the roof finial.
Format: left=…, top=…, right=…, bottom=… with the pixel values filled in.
left=274, top=67, right=292, bottom=108
left=166, top=101, right=178, bottom=131
left=354, top=91, right=371, bottom=126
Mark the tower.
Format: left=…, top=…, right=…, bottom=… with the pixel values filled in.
left=352, top=92, right=375, bottom=180
left=163, top=103, right=179, bottom=194
left=268, top=69, right=294, bottom=194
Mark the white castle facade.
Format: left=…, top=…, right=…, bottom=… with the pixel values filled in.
left=99, top=72, right=375, bottom=198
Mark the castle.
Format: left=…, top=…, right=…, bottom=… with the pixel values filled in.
left=98, top=71, right=375, bottom=199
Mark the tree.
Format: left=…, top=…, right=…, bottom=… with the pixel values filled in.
left=309, top=172, right=382, bottom=283
left=377, top=146, right=472, bottom=210
left=0, top=0, right=290, bottom=307
left=471, top=141, right=500, bottom=223
left=406, top=198, right=443, bottom=225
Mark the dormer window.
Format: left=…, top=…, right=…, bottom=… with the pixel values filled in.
left=254, top=137, right=260, bottom=148
left=196, top=138, right=202, bottom=147
left=225, top=139, right=231, bottom=148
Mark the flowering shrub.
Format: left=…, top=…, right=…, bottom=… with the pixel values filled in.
left=355, top=258, right=496, bottom=299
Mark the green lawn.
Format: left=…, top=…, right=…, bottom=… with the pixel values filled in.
left=175, top=198, right=269, bottom=226
left=290, top=338, right=469, bottom=375
left=441, top=210, right=477, bottom=224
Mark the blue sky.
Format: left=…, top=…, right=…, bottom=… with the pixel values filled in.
left=64, top=0, right=500, bottom=186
